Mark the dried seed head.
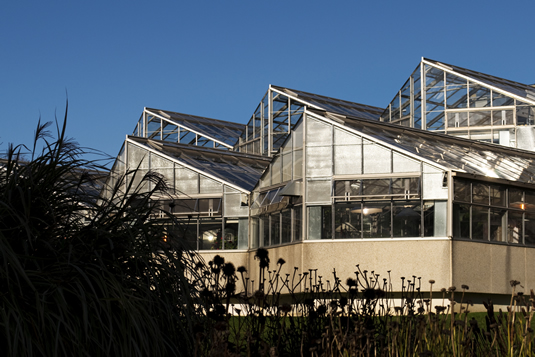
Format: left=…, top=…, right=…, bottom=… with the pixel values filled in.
left=429, top=280, right=435, bottom=284
left=461, top=284, right=469, bottom=290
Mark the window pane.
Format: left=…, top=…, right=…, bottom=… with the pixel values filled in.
left=490, top=185, right=506, bottom=206
left=489, top=208, right=506, bottom=242
left=525, top=212, right=535, bottom=246
left=362, top=179, right=390, bottom=198
left=393, top=201, right=421, bottom=237
left=271, top=213, right=280, bottom=245
left=472, top=183, right=489, bottom=204
left=508, top=211, right=522, bottom=244
left=261, top=216, right=269, bottom=246
left=199, top=219, right=222, bottom=250
left=334, top=203, right=361, bottom=239
left=362, top=202, right=391, bottom=238
left=454, top=179, right=470, bottom=202
left=293, top=206, right=302, bottom=241
left=308, top=206, right=332, bottom=240
left=281, top=210, right=291, bottom=244
left=453, top=204, right=470, bottom=239
left=472, top=206, right=488, bottom=240
left=509, top=188, right=523, bottom=209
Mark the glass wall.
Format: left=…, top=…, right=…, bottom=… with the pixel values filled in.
left=381, top=60, right=535, bottom=151
left=124, top=142, right=249, bottom=250
left=237, top=88, right=305, bottom=156
left=453, top=178, right=535, bottom=245
left=306, top=176, right=447, bottom=240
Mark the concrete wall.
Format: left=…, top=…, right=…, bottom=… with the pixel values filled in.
left=200, top=239, right=452, bottom=294
left=452, top=240, right=535, bottom=295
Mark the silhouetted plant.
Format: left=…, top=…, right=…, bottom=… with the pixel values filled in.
left=0, top=109, right=207, bottom=356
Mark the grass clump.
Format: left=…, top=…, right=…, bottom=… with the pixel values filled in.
left=197, top=250, right=535, bottom=356
left=0, top=110, right=207, bottom=356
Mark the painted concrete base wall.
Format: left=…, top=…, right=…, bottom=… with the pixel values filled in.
left=199, top=239, right=452, bottom=294
left=452, top=240, right=535, bottom=295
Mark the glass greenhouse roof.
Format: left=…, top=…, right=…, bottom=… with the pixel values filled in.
left=128, top=136, right=270, bottom=191
left=317, top=110, right=535, bottom=184
left=425, top=58, right=535, bottom=103
left=272, top=85, right=384, bottom=121
left=144, top=108, right=245, bottom=146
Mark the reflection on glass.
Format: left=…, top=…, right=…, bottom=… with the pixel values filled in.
left=199, top=219, right=222, bottom=250
left=281, top=210, right=291, bottom=243
left=334, top=203, right=361, bottom=239
left=453, top=204, right=470, bottom=239
left=393, top=202, right=421, bottom=237
left=508, top=211, right=522, bottom=244
left=489, top=208, right=506, bottom=242
left=362, top=202, right=391, bottom=238
left=472, top=206, right=488, bottom=240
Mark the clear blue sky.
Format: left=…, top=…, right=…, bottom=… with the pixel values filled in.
left=2, top=0, right=534, bottom=165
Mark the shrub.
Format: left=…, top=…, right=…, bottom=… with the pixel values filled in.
left=0, top=110, right=206, bottom=356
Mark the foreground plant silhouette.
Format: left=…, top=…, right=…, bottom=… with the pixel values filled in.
left=0, top=109, right=207, bottom=356
left=197, top=249, right=535, bottom=356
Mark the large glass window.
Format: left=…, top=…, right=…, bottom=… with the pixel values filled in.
left=453, top=178, right=535, bottom=245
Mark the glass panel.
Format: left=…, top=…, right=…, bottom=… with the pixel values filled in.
left=489, top=208, right=507, bottom=242
left=469, top=111, right=491, bottom=127
left=469, top=83, right=491, bottom=108
left=525, top=212, right=535, bottom=246
left=334, top=203, right=361, bottom=239
left=334, top=145, right=362, bottom=175
left=489, top=185, right=505, bottom=206
left=306, top=146, right=332, bottom=176
left=251, top=217, right=259, bottom=249
left=362, top=202, right=391, bottom=238
left=388, top=92, right=401, bottom=121
left=237, top=218, right=248, bottom=249
left=454, top=179, right=470, bottom=202
left=308, top=206, right=332, bottom=240
left=199, top=219, right=222, bottom=250
left=492, top=91, right=514, bottom=107
left=445, top=73, right=467, bottom=109
left=393, top=201, right=421, bottom=237
left=223, top=219, right=239, bottom=250
left=334, top=127, right=361, bottom=144
left=147, top=116, right=161, bottom=139
left=472, top=182, right=489, bottom=204
left=426, top=111, right=445, bottom=130
left=179, top=129, right=196, bottom=145
left=306, top=118, right=332, bottom=146
left=362, top=179, right=390, bottom=199
left=507, top=211, right=522, bottom=244
left=453, top=204, right=470, bottom=239
left=493, top=109, right=514, bottom=126
left=199, top=175, right=223, bottom=194
left=162, top=122, right=179, bottom=142
left=271, top=155, right=281, bottom=185
left=282, top=151, right=292, bottom=182
left=509, top=188, right=524, bottom=209
left=175, top=167, right=199, bottom=194
left=472, top=205, right=488, bottom=240
left=363, top=143, right=391, bottom=174
left=293, top=206, right=302, bottom=241
left=261, top=216, right=269, bottom=246
left=516, top=105, right=535, bottom=126
left=293, top=149, right=303, bottom=179
left=392, top=177, right=419, bottom=196
left=270, top=213, right=280, bottom=245
left=306, top=179, right=332, bottom=203
left=281, top=210, right=292, bottom=244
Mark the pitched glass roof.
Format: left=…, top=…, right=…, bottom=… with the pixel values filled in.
left=424, top=58, right=535, bottom=103
left=318, top=110, right=535, bottom=184
left=128, top=136, right=270, bottom=191
left=145, top=108, right=245, bottom=146
left=272, top=85, right=384, bottom=120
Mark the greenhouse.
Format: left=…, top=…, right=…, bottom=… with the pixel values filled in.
left=106, top=58, right=535, bottom=300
